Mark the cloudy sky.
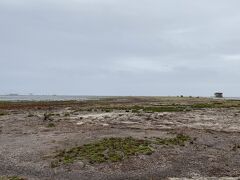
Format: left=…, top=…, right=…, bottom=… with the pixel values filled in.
left=1, top=0, right=240, bottom=96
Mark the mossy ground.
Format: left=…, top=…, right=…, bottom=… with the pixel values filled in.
left=51, top=135, right=191, bottom=167
left=95, top=100, right=240, bottom=113
left=47, top=123, right=55, bottom=128
left=100, top=105, right=187, bottom=113
left=135, top=106, right=186, bottom=113
left=154, top=134, right=191, bottom=146
left=51, top=137, right=153, bottom=167
left=0, top=111, right=8, bottom=116
left=1, top=97, right=240, bottom=113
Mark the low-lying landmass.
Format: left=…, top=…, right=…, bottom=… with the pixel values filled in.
left=0, top=97, right=240, bottom=179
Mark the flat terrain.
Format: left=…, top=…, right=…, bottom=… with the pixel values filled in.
left=0, top=97, right=240, bottom=180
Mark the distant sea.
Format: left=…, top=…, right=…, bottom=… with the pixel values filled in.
left=0, top=95, right=240, bottom=102
left=0, top=95, right=104, bottom=101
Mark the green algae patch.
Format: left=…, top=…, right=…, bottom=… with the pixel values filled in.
left=142, top=106, right=186, bottom=113
left=51, top=137, right=153, bottom=167
left=47, top=122, right=55, bottom=128
left=51, top=134, right=192, bottom=167
left=154, top=134, right=191, bottom=146
left=0, top=111, right=8, bottom=116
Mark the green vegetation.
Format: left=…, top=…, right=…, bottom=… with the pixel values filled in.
left=51, top=137, right=153, bottom=167
left=1, top=97, right=240, bottom=113
left=51, top=134, right=192, bottom=167
left=190, top=101, right=240, bottom=109
left=93, top=101, right=239, bottom=113
left=191, top=103, right=219, bottom=109
left=132, top=109, right=140, bottom=113
left=43, top=113, right=54, bottom=121
left=8, top=177, right=25, bottom=180
left=47, top=123, right=55, bottom=128
left=64, top=112, right=70, bottom=117
left=104, top=109, right=113, bottom=113
left=142, top=106, right=185, bottom=113
left=119, top=100, right=240, bottom=113
left=101, top=105, right=187, bottom=113
left=27, top=113, right=34, bottom=117
left=0, top=111, right=7, bottom=116
left=154, top=134, right=191, bottom=146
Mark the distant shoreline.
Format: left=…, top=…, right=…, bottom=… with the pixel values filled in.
left=0, top=95, right=240, bottom=102
left=0, top=95, right=102, bottom=102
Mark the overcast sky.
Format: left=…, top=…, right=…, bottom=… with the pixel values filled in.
left=1, top=0, right=240, bottom=96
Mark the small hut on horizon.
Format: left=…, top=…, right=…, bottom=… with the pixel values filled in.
left=214, top=92, right=223, bottom=98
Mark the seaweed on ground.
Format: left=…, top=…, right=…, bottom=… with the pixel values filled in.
left=51, top=134, right=192, bottom=167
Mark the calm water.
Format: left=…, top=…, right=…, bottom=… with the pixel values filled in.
left=0, top=95, right=239, bottom=102
left=0, top=95, right=104, bottom=101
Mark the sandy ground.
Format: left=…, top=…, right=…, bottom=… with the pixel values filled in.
left=0, top=98, right=240, bottom=180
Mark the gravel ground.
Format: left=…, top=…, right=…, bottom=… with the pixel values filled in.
left=0, top=101, right=240, bottom=180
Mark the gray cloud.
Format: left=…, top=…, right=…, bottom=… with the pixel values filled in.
left=1, top=0, right=240, bottom=96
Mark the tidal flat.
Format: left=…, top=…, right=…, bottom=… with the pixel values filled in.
left=0, top=97, right=240, bottom=180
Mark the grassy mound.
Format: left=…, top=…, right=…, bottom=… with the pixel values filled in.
left=51, top=137, right=153, bottom=167
left=154, top=134, right=191, bottom=146
left=51, top=135, right=192, bottom=167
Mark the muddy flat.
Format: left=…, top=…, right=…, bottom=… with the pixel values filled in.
left=0, top=97, right=240, bottom=180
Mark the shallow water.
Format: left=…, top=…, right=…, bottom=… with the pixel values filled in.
left=0, top=95, right=239, bottom=102
left=0, top=95, right=103, bottom=101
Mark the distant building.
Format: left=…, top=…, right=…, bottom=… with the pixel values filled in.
left=214, top=92, right=223, bottom=98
